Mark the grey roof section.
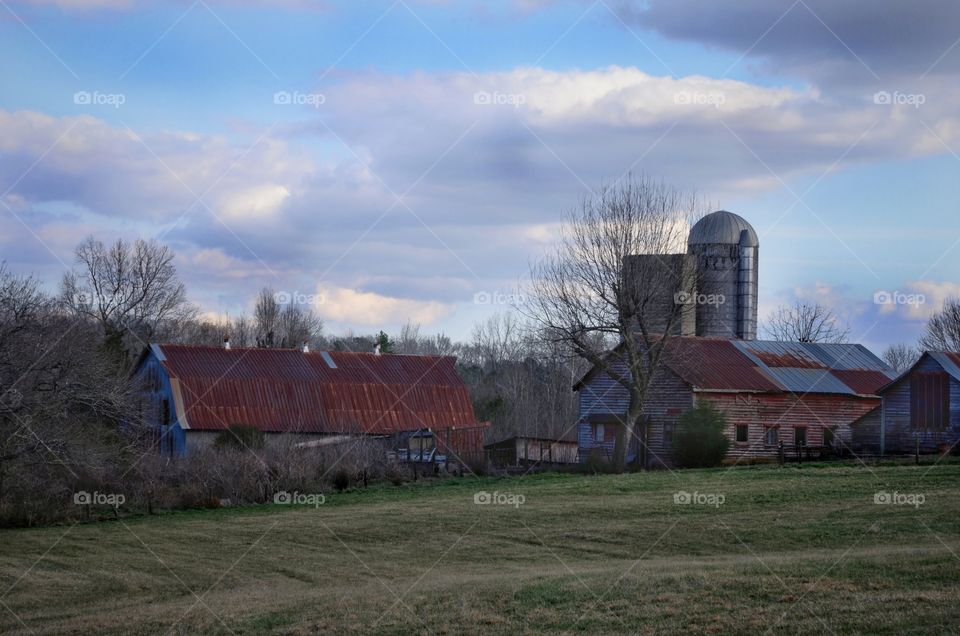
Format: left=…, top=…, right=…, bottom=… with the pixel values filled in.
left=730, top=339, right=895, bottom=395
left=688, top=210, right=759, bottom=246
left=319, top=350, right=337, bottom=369
left=804, top=343, right=893, bottom=372
left=762, top=367, right=859, bottom=394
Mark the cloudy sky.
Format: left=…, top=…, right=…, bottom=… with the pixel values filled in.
left=1, top=0, right=959, bottom=350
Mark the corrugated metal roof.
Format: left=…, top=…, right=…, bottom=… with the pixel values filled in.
left=734, top=340, right=825, bottom=369
left=761, top=367, right=853, bottom=394
left=151, top=344, right=478, bottom=434
left=829, top=369, right=894, bottom=395
left=663, top=338, right=782, bottom=392
left=661, top=338, right=894, bottom=396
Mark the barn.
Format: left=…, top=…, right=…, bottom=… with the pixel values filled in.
left=852, top=350, right=960, bottom=455
left=484, top=435, right=579, bottom=467
left=133, top=343, right=487, bottom=460
left=574, top=337, right=895, bottom=467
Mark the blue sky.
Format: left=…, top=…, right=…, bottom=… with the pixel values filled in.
left=1, top=0, right=959, bottom=352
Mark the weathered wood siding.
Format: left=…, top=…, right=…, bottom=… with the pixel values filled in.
left=697, top=392, right=879, bottom=459
left=850, top=406, right=882, bottom=452
left=134, top=350, right=187, bottom=456
left=576, top=360, right=880, bottom=464
left=879, top=356, right=960, bottom=453
left=576, top=361, right=692, bottom=467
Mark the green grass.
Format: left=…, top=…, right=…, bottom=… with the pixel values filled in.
left=2, top=462, right=960, bottom=634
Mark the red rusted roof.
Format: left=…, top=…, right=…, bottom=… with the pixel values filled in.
left=150, top=344, right=478, bottom=434
left=828, top=369, right=893, bottom=396
left=663, top=338, right=782, bottom=392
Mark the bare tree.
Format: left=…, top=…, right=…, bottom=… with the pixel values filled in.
left=61, top=236, right=194, bottom=357
left=525, top=174, right=703, bottom=470
left=253, top=287, right=323, bottom=348
left=763, top=301, right=849, bottom=343
left=881, top=343, right=920, bottom=373
left=919, top=296, right=960, bottom=352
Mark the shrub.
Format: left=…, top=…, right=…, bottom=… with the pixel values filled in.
left=214, top=424, right=265, bottom=451
left=672, top=402, right=730, bottom=468
left=331, top=469, right=351, bottom=492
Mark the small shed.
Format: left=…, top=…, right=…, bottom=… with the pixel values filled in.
left=853, top=351, right=960, bottom=454
left=484, top=435, right=579, bottom=466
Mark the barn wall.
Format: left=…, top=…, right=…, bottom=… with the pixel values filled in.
left=850, top=407, right=882, bottom=452
left=880, top=356, right=960, bottom=453
left=576, top=361, right=692, bottom=467
left=698, top=392, right=880, bottom=459
left=134, top=351, right=187, bottom=457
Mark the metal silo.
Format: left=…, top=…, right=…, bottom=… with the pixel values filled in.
left=687, top=211, right=759, bottom=340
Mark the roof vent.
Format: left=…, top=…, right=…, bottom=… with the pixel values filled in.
left=223, top=336, right=231, bottom=350
left=374, top=343, right=381, bottom=356
left=302, top=341, right=310, bottom=354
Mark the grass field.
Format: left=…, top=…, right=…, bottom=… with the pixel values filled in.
left=1, top=461, right=959, bottom=634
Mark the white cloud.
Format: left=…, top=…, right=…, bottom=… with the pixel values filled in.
left=315, top=285, right=455, bottom=326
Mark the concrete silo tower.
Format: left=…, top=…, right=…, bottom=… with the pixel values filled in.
left=687, top=211, right=759, bottom=340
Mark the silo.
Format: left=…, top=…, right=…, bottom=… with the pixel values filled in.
left=687, top=211, right=759, bottom=340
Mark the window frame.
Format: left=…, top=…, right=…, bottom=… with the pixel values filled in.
left=593, top=423, right=605, bottom=442
left=735, top=424, right=749, bottom=444
left=764, top=426, right=779, bottom=446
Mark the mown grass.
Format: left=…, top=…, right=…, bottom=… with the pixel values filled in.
left=1, top=461, right=959, bottom=634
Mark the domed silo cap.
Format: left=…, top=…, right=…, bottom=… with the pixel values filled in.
left=688, top=210, right=759, bottom=246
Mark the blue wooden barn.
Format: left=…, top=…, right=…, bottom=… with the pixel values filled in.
left=853, top=350, right=960, bottom=455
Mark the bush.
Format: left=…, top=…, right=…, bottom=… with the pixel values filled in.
left=672, top=402, right=730, bottom=468
left=213, top=424, right=265, bottom=451
left=331, top=469, right=351, bottom=492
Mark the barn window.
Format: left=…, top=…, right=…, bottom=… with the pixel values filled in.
left=593, top=423, right=605, bottom=442
left=823, top=427, right=835, bottom=448
left=662, top=422, right=674, bottom=445
left=795, top=427, right=807, bottom=447
left=162, top=399, right=171, bottom=426
left=764, top=427, right=779, bottom=446
left=911, top=371, right=950, bottom=430
left=735, top=424, right=748, bottom=443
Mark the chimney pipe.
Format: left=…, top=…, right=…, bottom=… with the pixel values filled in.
left=302, top=341, right=310, bottom=353
left=223, top=336, right=231, bottom=350
left=374, top=343, right=381, bottom=356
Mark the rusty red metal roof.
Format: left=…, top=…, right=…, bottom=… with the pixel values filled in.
left=663, top=338, right=782, bottom=392
left=576, top=337, right=895, bottom=396
left=150, top=344, right=478, bottom=434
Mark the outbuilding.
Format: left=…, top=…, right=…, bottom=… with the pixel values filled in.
left=853, top=351, right=960, bottom=455
left=575, top=337, right=895, bottom=467
left=133, top=343, right=487, bottom=461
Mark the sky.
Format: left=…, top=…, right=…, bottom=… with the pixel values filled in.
left=1, top=0, right=959, bottom=352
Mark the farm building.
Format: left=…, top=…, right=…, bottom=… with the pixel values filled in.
left=574, top=337, right=896, bottom=467
left=133, top=343, right=488, bottom=460
left=484, top=435, right=579, bottom=467
left=852, top=351, right=960, bottom=455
